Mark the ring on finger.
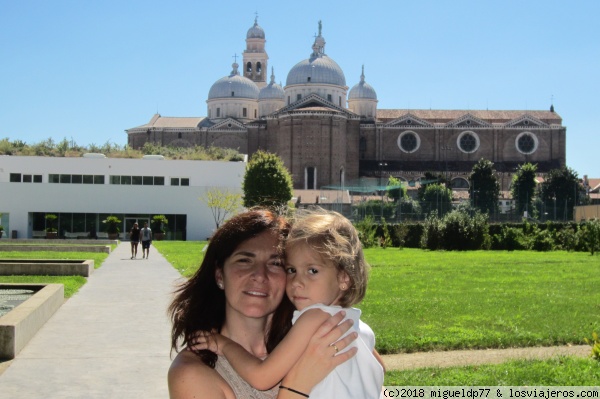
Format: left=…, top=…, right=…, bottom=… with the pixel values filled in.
left=331, top=343, right=339, bottom=353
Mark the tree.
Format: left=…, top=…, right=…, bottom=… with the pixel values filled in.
left=539, top=166, right=581, bottom=221
left=200, top=187, right=243, bottom=230
left=243, top=150, right=293, bottom=209
left=386, top=176, right=406, bottom=202
left=511, top=163, right=537, bottom=216
left=417, top=172, right=448, bottom=202
left=469, top=158, right=500, bottom=215
left=421, top=183, right=453, bottom=217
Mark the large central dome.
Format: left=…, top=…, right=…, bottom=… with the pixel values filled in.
left=286, top=56, right=346, bottom=86
left=285, top=21, right=345, bottom=87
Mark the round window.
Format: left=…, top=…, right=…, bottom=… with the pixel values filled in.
left=397, top=131, right=420, bottom=153
left=516, top=132, right=538, bottom=154
left=457, top=131, right=479, bottom=153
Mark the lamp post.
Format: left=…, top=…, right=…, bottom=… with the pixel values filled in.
left=553, top=196, right=557, bottom=221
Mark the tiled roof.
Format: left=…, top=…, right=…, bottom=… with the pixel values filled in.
left=293, top=189, right=351, bottom=204
left=586, top=178, right=600, bottom=192
left=376, top=109, right=562, bottom=125
left=128, top=114, right=206, bottom=130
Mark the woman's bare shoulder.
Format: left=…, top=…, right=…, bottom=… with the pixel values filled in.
left=168, top=351, right=234, bottom=399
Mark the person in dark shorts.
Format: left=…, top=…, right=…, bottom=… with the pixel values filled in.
left=140, top=222, right=153, bottom=259
left=129, top=222, right=140, bottom=259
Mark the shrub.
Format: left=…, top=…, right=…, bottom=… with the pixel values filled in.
left=500, top=226, right=528, bottom=251
left=380, top=217, right=392, bottom=249
left=391, top=223, right=409, bottom=248
left=584, top=332, right=600, bottom=361
left=531, top=228, right=556, bottom=251
left=581, top=219, right=600, bottom=255
left=45, top=213, right=58, bottom=232
left=421, top=214, right=445, bottom=250
left=442, top=208, right=490, bottom=250
left=354, top=215, right=378, bottom=248
left=151, top=214, right=169, bottom=233
left=555, top=226, right=579, bottom=251
left=102, top=215, right=121, bottom=234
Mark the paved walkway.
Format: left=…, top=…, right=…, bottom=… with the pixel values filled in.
left=0, top=243, right=591, bottom=398
left=0, top=242, right=183, bottom=399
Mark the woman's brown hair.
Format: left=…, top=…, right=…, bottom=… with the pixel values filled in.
left=168, top=208, right=293, bottom=367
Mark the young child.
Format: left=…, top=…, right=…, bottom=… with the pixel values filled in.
left=192, top=208, right=384, bottom=399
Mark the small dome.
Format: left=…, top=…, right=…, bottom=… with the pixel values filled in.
left=246, top=17, right=265, bottom=39
left=208, top=63, right=259, bottom=100
left=348, top=66, right=377, bottom=100
left=259, top=68, right=285, bottom=100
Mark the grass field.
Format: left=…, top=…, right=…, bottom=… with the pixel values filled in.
left=0, top=250, right=110, bottom=297
left=152, top=243, right=600, bottom=354
left=384, top=356, right=600, bottom=385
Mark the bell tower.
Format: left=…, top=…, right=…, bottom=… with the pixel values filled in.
left=243, top=16, right=268, bottom=89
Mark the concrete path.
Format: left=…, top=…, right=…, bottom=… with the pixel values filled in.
left=381, top=344, right=590, bottom=371
left=0, top=242, right=183, bottom=399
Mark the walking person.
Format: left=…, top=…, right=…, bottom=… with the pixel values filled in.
left=140, top=222, right=152, bottom=259
left=129, top=222, right=140, bottom=259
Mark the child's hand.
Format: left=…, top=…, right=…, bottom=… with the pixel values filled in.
left=188, top=330, right=228, bottom=355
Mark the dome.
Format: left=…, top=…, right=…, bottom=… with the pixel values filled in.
left=286, top=56, right=346, bottom=86
left=348, top=66, right=377, bottom=100
left=285, top=21, right=346, bottom=87
left=259, top=68, right=285, bottom=100
left=246, top=17, right=265, bottom=39
left=208, top=63, right=259, bottom=100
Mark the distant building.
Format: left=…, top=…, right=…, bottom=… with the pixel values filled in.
left=0, top=155, right=244, bottom=240
left=127, top=18, right=566, bottom=192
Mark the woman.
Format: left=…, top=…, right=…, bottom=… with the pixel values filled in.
left=168, top=209, right=357, bottom=398
left=129, top=222, right=140, bottom=259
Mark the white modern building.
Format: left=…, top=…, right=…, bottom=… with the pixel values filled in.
left=0, top=155, right=245, bottom=240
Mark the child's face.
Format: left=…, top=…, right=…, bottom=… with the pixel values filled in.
left=284, top=241, right=348, bottom=311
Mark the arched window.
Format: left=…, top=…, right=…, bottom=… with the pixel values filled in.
left=246, top=62, right=252, bottom=73
left=256, top=62, right=262, bottom=73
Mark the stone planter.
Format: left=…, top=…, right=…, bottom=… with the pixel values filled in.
left=154, top=233, right=165, bottom=241
left=46, top=231, right=58, bottom=239
left=108, top=233, right=119, bottom=240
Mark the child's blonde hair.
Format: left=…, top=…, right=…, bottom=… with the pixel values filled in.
left=286, top=207, right=369, bottom=307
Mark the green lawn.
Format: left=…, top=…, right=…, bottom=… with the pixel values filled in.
left=0, top=250, right=110, bottom=298
left=152, top=241, right=207, bottom=277
left=384, top=356, right=600, bottom=385
left=361, top=249, right=600, bottom=354
left=154, top=243, right=600, bottom=354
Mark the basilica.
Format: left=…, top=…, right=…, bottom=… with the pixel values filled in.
left=126, top=18, right=566, bottom=191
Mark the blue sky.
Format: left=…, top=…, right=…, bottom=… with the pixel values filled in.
left=1, top=0, right=598, bottom=178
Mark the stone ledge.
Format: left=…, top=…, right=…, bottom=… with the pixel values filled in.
left=0, top=260, right=95, bottom=277
left=0, top=244, right=110, bottom=253
left=0, top=284, right=64, bottom=359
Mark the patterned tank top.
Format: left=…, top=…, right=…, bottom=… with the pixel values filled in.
left=215, top=355, right=279, bottom=399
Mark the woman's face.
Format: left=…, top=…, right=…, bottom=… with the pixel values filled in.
left=216, top=231, right=286, bottom=320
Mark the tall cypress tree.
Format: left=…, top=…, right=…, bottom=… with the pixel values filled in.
left=469, top=158, right=500, bottom=215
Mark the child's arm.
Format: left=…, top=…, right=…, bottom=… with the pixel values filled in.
left=372, top=349, right=386, bottom=373
left=224, top=308, right=332, bottom=391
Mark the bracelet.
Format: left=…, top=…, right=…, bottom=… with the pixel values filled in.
left=279, top=385, right=309, bottom=398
